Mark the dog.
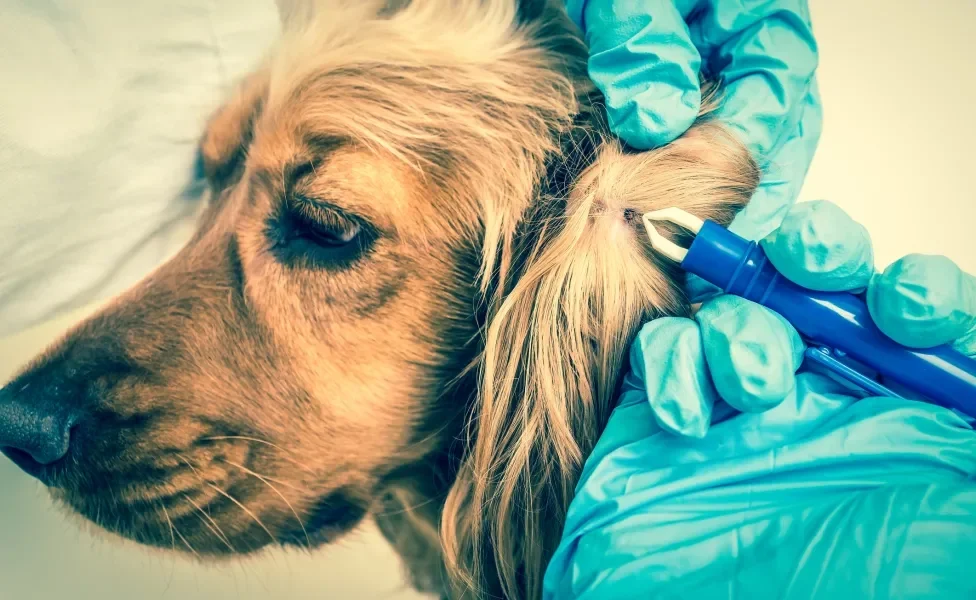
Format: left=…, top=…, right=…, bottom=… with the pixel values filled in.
left=0, top=1, right=759, bottom=598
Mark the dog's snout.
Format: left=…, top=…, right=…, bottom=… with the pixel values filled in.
left=0, top=380, right=80, bottom=479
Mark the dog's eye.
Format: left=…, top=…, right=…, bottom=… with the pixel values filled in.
left=297, top=213, right=362, bottom=248
left=269, top=198, right=376, bottom=269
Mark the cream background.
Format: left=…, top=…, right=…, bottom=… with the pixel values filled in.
left=1, top=1, right=974, bottom=599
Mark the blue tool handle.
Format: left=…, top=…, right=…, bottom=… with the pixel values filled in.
left=804, top=346, right=904, bottom=399
left=683, top=220, right=976, bottom=415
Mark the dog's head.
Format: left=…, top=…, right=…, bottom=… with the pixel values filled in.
left=0, top=1, right=758, bottom=597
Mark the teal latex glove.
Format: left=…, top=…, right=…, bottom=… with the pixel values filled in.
left=543, top=200, right=976, bottom=599
left=565, top=0, right=823, bottom=243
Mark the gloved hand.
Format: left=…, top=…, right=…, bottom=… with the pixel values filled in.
left=637, top=200, right=976, bottom=438
left=543, top=200, right=976, bottom=599
left=565, top=0, right=822, bottom=242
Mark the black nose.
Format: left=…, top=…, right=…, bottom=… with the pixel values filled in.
left=0, top=382, right=78, bottom=474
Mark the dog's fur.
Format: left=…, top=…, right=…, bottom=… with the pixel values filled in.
left=6, top=1, right=759, bottom=598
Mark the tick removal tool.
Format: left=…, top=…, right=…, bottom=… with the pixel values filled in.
left=642, top=208, right=976, bottom=416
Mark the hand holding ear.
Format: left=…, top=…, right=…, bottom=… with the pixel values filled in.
left=565, top=0, right=822, bottom=247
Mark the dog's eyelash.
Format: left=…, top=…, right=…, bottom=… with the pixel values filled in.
left=266, top=198, right=376, bottom=270
left=291, top=198, right=352, bottom=229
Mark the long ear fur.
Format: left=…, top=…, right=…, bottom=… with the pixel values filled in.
left=441, top=79, right=760, bottom=599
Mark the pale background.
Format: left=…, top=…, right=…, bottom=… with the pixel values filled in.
left=1, top=1, right=974, bottom=599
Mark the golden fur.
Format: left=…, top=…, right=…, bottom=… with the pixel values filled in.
left=5, top=1, right=759, bottom=598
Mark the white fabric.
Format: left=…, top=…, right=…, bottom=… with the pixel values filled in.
left=0, top=0, right=280, bottom=337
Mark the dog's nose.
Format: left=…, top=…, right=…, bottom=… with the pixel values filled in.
left=0, top=382, right=78, bottom=471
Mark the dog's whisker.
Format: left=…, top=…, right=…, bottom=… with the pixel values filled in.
left=163, top=506, right=199, bottom=559
left=206, top=483, right=277, bottom=544
left=155, top=502, right=178, bottom=596
left=185, top=495, right=236, bottom=553
left=222, top=460, right=308, bottom=494
left=225, top=459, right=312, bottom=549
left=172, top=525, right=199, bottom=559
left=373, top=495, right=439, bottom=518
left=176, top=452, right=276, bottom=546
left=200, top=436, right=317, bottom=475
left=175, top=453, right=207, bottom=480
left=162, top=505, right=177, bottom=552
left=174, top=453, right=239, bottom=550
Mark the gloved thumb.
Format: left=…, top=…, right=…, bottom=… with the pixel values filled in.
left=630, top=318, right=718, bottom=438
left=695, top=295, right=805, bottom=413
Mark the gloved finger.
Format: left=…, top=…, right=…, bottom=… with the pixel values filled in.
left=726, top=80, right=824, bottom=243
left=695, top=295, right=805, bottom=413
left=761, top=200, right=876, bottom=292
left=686, top=81, right=824, bottom=303
left=691, top=0, right=819, bottom=161
left=573, top=0, right=702, bottom=150
left=867, top=254, right=976, bottom=355
left=630, top=317, right=718, bottom=438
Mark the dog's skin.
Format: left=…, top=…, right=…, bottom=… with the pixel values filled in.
left=0, top=1, right=759, bottom=598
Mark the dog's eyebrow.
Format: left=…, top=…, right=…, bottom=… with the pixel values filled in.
left=251, top=135, right=344, bottom=199
left=304, top=134, right=343, bottom=156
left=288, top=135, right=343, bottom=186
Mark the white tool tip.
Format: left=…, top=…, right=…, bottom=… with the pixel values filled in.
left=641, top=208, right=704, bottom=263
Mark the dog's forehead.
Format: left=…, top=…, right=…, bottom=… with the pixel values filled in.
left=300, top=147, right=423, bottom=229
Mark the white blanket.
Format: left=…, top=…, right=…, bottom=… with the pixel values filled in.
left=0, top=0, right=279, bottom=337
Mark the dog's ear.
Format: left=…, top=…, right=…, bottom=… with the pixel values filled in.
left=198, top=66, right=270, bottom=195
left=441, top=84, right=759, bottom=598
